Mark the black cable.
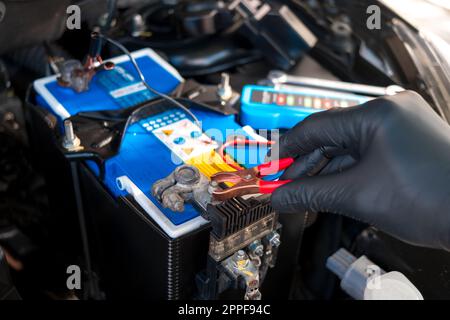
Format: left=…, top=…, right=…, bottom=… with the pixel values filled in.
left=70, top=162, right=100, bottom=299
left=95, top=33, right=201, bottom=126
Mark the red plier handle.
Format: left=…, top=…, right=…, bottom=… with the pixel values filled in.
left=258, top=179, right=292, bottom=193
left=256, top=157, right=295, bottom=176
left=210, top=157, right=294, bottom=200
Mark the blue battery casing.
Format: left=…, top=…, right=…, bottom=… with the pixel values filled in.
left=240, top=85, right=371, bottom=129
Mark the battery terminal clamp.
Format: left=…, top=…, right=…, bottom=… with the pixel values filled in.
left=53, top=33, right=115, bottom=93
left=152, top=165, right=214, bottom=212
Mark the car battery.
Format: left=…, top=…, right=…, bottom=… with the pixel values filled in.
left=30, top=48, right=306, bottom=299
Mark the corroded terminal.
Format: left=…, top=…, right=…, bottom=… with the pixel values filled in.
left=152, top=165, right=211, bottom=212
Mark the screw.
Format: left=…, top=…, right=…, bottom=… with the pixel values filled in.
left=131, top=14, right=146, bottom=37
left=217, top=73, right=233, bottom=101
left=63, top=120, right=83, bottom=152
left=267, top=70, right=287, bottom=85
left=267, top=231, right=281, bottom=248
left=248, top=240, right=264, bottom=257
left=235, top=250, right=246, bottom=260
left=233, top=250, right=249, bottom=269
left=208, top=180, right=219, bottom=195
left=64, top=120, right=75, bottom=141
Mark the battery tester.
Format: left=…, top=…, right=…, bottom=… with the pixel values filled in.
left=240, top=84, right=372, bottom=129
left=240, top=70, right=405, bottom=130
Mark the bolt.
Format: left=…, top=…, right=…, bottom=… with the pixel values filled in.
left=208, top=180, right=219, bottom=195
left=62, top=120, right=83, bottom=152
left=131, top=14, right=146, bottom=37
left=233, top=250, right=249, bottom=269
left=235, top=250, right=246, bottom=260
left=248, top=240, right=264, bottom=257
left=217, top=73, right=233, bottom=101
left=267, top=70, right=287, bottom=85
left=64, top=120, right=75, bottom=141
left=267, top=231, right=281, bottom=248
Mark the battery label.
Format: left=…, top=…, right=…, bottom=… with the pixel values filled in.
left=110, top=82, right=147, bottom=99
left=97, top=66, right=155, bottom=108
left=152, top=118, right=218, bottom=162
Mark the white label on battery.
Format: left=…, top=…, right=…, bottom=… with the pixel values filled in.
left=110, top=82, right=147, bottom=99
left=152, top=118, right=218, bottom=161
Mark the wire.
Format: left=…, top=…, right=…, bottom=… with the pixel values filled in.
left=96, top=33, right=201, bottom=127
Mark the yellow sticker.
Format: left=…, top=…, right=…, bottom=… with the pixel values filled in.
left=182, top=147, right=194, bottom=156
left=186, top=150, right=239, bottom=179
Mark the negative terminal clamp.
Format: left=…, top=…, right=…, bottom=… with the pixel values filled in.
left=152, top=165, right=213, bottom=212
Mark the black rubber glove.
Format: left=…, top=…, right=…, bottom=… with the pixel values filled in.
left=270, top=91, right=450, bottom=251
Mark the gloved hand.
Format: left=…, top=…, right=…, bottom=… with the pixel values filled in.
left=270, top=91, right=450, bottom=251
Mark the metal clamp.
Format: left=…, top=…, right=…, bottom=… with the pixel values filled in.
left=152, top=165, right=212, bottom=212
left=223, top=250, right=262, bottom=300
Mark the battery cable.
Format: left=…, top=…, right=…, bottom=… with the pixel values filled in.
left=96, top=33, right=201, bottom=128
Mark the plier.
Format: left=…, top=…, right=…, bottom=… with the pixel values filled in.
left=210, top=158, right=295, bottom=201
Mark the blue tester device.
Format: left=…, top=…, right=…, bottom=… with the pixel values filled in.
left=34, top=48, right=269, bottom=239
left=240, top=84, right=372, bottom=129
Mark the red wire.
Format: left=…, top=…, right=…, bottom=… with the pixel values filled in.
left=218, top=138, right=275, bottom=171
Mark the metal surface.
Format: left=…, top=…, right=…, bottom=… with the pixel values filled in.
left=223, top=250, right=262, bottom=300
left=210, top=167, right=260, bottom=200
left=152, top=165, right=212, bottom=212
left=248, top=240, right=264, bottom=257
left=266, top=231, right=281, bottom=248
left=210, top=158, right=293, bottom=200
left=267, top=70, right=405, bottom=96
left=62, top=120, right=83, bottom=152
left=208, top=213, right=277, bottom=262
left=56, top=58, right=115, bottom=93
left=217, top=73, right=233, bottom=101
